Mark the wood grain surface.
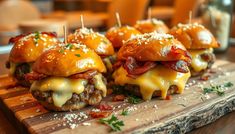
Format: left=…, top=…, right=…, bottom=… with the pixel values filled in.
left=0, top=60, right=235, bottom=134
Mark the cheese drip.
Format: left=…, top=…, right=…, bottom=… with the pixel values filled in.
left=189, top=48, right=213, bottom=72
left=112, top=66, right=190, bottom=100
left=9, top=62, right=17, bottom=75
left=30, top=73, right=107, bottom=107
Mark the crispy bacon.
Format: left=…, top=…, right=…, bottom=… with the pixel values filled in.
left=168, top=46, right=192, bottom=65
left=166, top=95, right=172, bottom=100
left=123, top=57, right=156, bottom=77
left=9, top=34, right=26, bottom=44
left=24, top=72, right=48, bottom=81
left=112, top=95, right=125, bottom=102
left=69, top=70, right=97, bottom=79
left=161, top=60, right=189, bottom=73
left=200, top=74, right=210, bottom=81
left=112, top=61, right=123, bottom=70
left=41, top=32, right=57, bottom=38
left=96, top=102, right=113, bottom=111
left=9, top=32, right=57, bottom=44
left=89, top=111, right=111, bottom=118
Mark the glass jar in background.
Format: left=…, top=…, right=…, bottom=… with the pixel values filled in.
left=201, top=0, right=233, bottom=52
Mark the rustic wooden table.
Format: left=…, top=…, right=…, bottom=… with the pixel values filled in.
left=0, top=46, right=235, bottom=134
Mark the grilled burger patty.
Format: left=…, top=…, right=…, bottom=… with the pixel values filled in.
left=6, top=61, right=32, bottom=87
left=119, top=84, right=178, bottom=98
left=190, top=52, right=215, bottom=76
left=31, top=84, right=103, bottom=106
left=31, top=75, right=107, bottom=111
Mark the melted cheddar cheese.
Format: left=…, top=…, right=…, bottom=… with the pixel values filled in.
left=112, top=66, right=190, bottom=100
left=30, top=73, right=107, bottom=107
left=189, top=48, right=213, bottom=72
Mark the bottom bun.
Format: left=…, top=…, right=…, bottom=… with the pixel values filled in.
left=31, top=88, right=103, bottom=111
left=121, top=84, right=178, bottom=98
left=39, top=101, right=87, bottom=111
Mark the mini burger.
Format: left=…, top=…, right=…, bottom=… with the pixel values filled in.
left=25, top=43, right=107, bottom=111
left=6, top=32, right=59, bottom=86
left=68, top=28, right=115, bottom=72
left=112, top=32, right=192, bottom=100
left=169, top=23, right=219, bottom=76
left=134, top=18, right=169, bottom=34
left=105, top=26, right=141, bottom=50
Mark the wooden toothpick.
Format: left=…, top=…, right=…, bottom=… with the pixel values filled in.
left=80, top=15, right=84, bottom=29
left=115, top=12, right=122, bottom=27
left=148, top=7, right=152, bottom=20
left=189, top=11, right=192, bottom=24
left=63, top=25, right=67, bottom=44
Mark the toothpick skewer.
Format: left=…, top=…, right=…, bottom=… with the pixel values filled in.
left=63, top=25, right=67, bottom=44
left=189, top=11, right=192, bottom=24
left=115, top=12, right=122, bottom=27
left=148, top=7, right=152, bottom=20
left=80, top=15, right=85, bottom=29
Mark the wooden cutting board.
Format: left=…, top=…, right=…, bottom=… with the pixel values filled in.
left=0, top=60, right=235, bottom=134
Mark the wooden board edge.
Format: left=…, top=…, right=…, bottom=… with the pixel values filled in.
left=0, top=97, right=29, bottom=134
left=133, top=93, right=235, bottom=133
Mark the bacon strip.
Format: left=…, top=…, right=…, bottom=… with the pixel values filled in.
left=123, top=57, right=156, bottom=77
left=89, top=111, right=111, bottom=118
left=168, top=46, right=192, bottom=65
left=24, top=72, right=47, bottom=81
left=25, top=70, right=97, bottom=81
left=69, top=70, right=97, bottom=79
left=161, top=60, right=189, bottom=73
left=112, top=61, right=123, bottom=70
left=9, top=32, right=57, bottom=44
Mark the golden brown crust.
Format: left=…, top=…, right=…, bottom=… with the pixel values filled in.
left=9, top=32, right=59, bottom=63
left=68, top=28, right=114, bottom=56
left=117, top=32, right=190, bottom=62
left=33, top=43, right=107, bottom=76
left=134, top=19, right=169, bottom=34
left=105, top=26, right=141, bottom=48
left=169, top=23, right=219, bottom=49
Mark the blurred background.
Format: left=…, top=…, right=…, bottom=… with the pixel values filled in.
left=0, top=0, right=235, bottom=51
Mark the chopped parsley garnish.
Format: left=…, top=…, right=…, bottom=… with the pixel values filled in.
left=121, top=109, right=129, bottom=116
left=168, top=36, right=174, bottom=40
left=203, top=82, right=233, bottom=96
left=127, top=95, right=142, bottom=104
left=102, top=39, right=109, bottom=44
left=59, top=49, right=64, bottom=54
left=99, top=115, right=124, bottom=132
left=34, top=31, right=40, bottom=45
left=75, top=54, right=81, bottom=57
left=65, top=43, right=73, bottom=49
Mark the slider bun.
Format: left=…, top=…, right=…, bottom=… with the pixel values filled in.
left=33, top=43, right=106, bottom=76
left=105, top=26, right=141, bottom=48
left=134, top=19, right=169, bottom=34
left=68, top=28, right=114, bottom=56
left=39, top=100, right=86, bottom=111
left=169, top=23, right=219, bottom=49
left=9, top=32, right=58, bottom=63
left=117, top=32, right=190, bottom=62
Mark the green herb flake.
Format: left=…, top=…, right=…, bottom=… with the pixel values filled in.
left=59, top=49, right=64, bottom=54
left=102, top=39, right=109, bottom=44
left=121, top=109, right=129, bottom=116
left=203, top=82, right=233, bottom=96
left=224, top=82, right=233, bottom=87
left=65, top=43, right=73, bottom=49
left=34, top=31, right=40, bottom=45
left=99, top=115, right=124, bottom=132
left=127, top=95, right=142, bottom=104
left=75, top=54, right=81, bottom=57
